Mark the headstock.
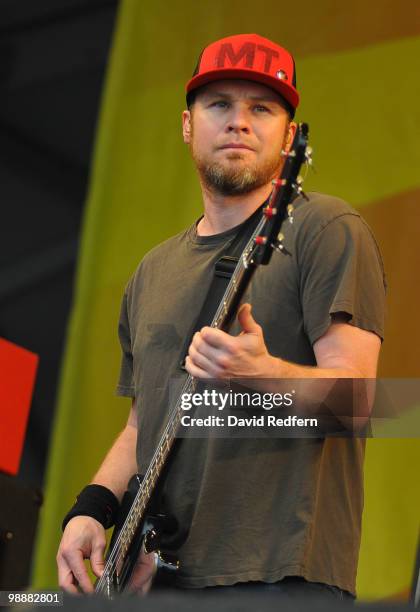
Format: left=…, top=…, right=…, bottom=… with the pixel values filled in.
left=249, top=123, right=311, bottom=266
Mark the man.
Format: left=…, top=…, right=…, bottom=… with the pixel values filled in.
left=57, top=34, right=386, bottom=601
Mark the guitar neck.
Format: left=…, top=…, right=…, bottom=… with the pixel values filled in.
left=212, top=220, right=264, bottom=332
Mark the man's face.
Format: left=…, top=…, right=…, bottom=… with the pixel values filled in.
left=182, top=80, right=296, bottom=196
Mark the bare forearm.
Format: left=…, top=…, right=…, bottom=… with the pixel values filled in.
left=266, top=355, right=361, bottom=380
left=261, top=356, right=373, bottom=423
left=91, top=423, right=138, bottom=502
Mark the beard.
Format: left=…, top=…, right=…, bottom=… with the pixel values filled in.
left=191, top=148, right=283, bottom=196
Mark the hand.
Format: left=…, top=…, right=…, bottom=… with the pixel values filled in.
left=185, top=303, right=277, bottom=379
left=127, top=547, right=158, bottom=595
left=57, top=516, right=106, bottom=594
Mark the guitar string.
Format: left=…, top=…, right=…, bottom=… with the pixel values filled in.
left=95, top=220, right=266, bottom=591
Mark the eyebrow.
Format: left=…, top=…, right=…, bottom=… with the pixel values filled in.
left=204, top=91, right=280, bottom=104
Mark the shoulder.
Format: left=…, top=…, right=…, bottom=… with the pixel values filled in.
left=140, top=226, right=190, bottom=267
left=291, top=192, right=386, bottom=285
left=292, top=191, right=378, bottom=249
left=293, top=192, right=360, bottom=232
left=124, top=226, right=191, bottom=298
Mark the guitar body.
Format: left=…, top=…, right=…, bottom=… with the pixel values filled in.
left=105, top=474, right=179, bottom=594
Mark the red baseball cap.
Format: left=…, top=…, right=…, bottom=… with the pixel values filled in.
left=186, top=34, right=299, bottom=115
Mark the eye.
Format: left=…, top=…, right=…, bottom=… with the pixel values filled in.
left=210, top=100, right=229, bottom=109
left=254, top=104, right=270, bottom=113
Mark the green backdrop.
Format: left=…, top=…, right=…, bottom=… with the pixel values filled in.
left=32, top=0, right=420, bottom=600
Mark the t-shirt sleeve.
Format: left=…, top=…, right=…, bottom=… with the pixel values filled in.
left=116, top=289, right=136, bottom=397
left=298, top=212, right=386, bottom=346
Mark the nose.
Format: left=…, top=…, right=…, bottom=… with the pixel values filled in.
left=225, top=105, right=251, bottom=134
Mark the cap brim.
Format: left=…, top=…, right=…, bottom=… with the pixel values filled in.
left=186, top=68, right=299, bottom=111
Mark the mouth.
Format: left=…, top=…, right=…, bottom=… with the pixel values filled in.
left=219, top=144, right=254, bottom=151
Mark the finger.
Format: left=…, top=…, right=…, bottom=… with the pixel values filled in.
left=188, top=343, right=220, bottom=375
left=65, top=550, right=94, bottom=593
left=191, top=332, right=221, bottom=361
left=139, top=575, right=154, bottom=596
left=185, top=355, right=212, bottom=379
left=90, top=542, right=105, bottom=578
left=57, top=555, right=80, bottom=595
left=198, top=327, right=234, bottom=350
left=237, top=303, right=260, bottom=334
left=128, top=552, right=157, bottom=592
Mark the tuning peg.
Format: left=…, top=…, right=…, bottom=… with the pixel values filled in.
left=292, top=180, right=309, bottom=202
left=272, top=233, right=291, bottom=256
left=293, top=179, right=304, bottom=194
left=272, top=240, right=284, bottom=253
left=305, top=146, right=313, bottom=163
left=272, top=230, right=285, bottom=252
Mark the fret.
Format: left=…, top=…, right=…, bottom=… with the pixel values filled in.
left=149, top=463, right=157, bottom=481
left=126, top=517, right=134, bottom=532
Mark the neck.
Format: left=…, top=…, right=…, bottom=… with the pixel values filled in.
left=196, top=182, right=273, bottom=236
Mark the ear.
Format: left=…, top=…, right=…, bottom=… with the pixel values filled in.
left=182, top=110, right=192, bottom=144
left=283, top=121, right=297, bottom=154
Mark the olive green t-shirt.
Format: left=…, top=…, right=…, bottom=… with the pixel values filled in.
left=116, top=192, right=386, bottom=595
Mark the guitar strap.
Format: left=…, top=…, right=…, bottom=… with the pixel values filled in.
left=180, top=202, right=265, bottom=369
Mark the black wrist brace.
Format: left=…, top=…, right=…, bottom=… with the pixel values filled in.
left=62, top=484, right=120, bottom=532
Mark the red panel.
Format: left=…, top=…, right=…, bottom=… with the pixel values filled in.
left=0, top=338, right=39, bottom=475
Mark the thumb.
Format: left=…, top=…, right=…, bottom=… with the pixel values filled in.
left=238, top=303, right=260, bottom=334
left=90, top=544, right=105, bottom=578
